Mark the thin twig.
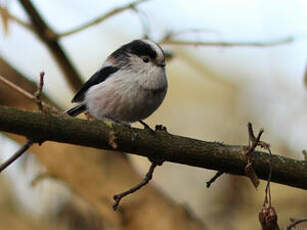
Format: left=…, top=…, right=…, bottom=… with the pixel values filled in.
left=263, top=146, right=273, bottom=207
left=286, top=217, right=307, bottom=230
left=0, top=139, right=34, bottom=172
left=206, top=171, right=224, bottom=188
left=34, top=72, right=44, bottom=112
left=0, top=72, right=49, bottom=173
left=246, top=122, right=264, bottom=155
left=113, top=161, right=158, bottom=210
left=159, top=37, right=294, bottom=47
left=160, top=28, right=221, bottom=44
left=166, top=28, right=219, bottom=37
left=0, top=74, right=35, bottom=101
left=57, top=0, right=149, bottom=38
left=257, top=130, right=279, bottom=230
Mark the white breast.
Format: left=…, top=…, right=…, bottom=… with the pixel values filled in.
left=84, top=67, right=167, bottom=122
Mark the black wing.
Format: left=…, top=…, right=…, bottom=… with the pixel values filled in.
left=71, top=66, right=119, bottom=102
left=66, top=104, right=87, bottom=117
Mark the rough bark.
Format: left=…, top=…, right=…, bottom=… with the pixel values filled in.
left=0, top=105, right=306, bottom=190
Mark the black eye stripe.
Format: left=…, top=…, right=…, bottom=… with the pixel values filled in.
left=128, top=40, right=157, bottom=60
left=111, top=40, right=158, bottom=61
left=109, top=40, right=166, bottom=69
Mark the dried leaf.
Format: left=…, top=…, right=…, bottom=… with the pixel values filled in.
left=0, top=5, right=9, bottom=35
left=259, top=207, right=280, bottom=230
left=245, top=161, right=260, bottom=188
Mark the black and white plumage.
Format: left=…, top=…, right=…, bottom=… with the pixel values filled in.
left=66, top=39, right=167, bottom=125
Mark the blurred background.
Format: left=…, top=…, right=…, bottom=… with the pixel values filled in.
left=0, top=0, right=307, bottom=229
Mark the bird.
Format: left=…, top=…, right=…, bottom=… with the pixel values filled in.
left=66, top=39, right=168, bottom=129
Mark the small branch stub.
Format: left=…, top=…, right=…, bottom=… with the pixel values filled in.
left=206, top=171, right=224, bottom=188
left=0, top=139, right=34, bottom=172
left=34, top=72, right=44, bottom=112
left=205, top=122, right=266, bottom=188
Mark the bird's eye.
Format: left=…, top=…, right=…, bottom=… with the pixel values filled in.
left=142, top=57, right=150, bottom=63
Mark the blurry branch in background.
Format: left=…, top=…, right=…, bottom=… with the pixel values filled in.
left=131, top=6, right=150, bottom=39
left=0, top=3, right=9, bottom=34
left=18, top=0, right=83, bottom=91
left=10, top=0, right=149, bottom=91
left=0, top=4, right=34, bottom=33
left=0, top=0, right=150, bottom=39
left=160, top=28, right=222, bottom=42
left=0, top=74, right=37, bottom=101
left=159, top=31, right=294, bottom=47
left=0, top=74, right=58, bottom=114
left=286, top=217, right=307, bottom=230
left=1, top=1, right=294, bottom=49
left=56, top=0, right=150, bottom=38
left=0, top=105, right=306, bottom=190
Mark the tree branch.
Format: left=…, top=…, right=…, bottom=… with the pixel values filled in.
left=57, top=0, right=149, bottom=38
left=18, top=0, right=83, bottom=91
left=159, top=37, right=294, bottom=47
left=0, top=105, right=306, bottom=190
left=0, top=5, right=35, bottom=32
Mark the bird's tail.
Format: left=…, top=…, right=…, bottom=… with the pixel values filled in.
left=65, top=104, right=87, bottom=117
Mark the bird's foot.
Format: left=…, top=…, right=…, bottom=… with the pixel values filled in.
left=139, top=120, right=155, bottom=133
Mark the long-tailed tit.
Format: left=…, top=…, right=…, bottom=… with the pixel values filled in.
left=66, top=39, right=167, bottom=128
